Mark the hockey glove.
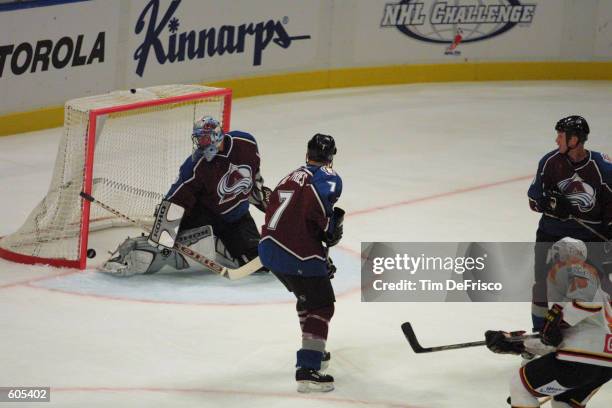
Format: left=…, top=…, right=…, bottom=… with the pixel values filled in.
left=250, top=186, right=272, bottom=213
left=327, top=257, right=336, bottom=279
left=262, top=186, right=272, bottom=208
left=484, top=330, right=526, bottom=355
left=324, top=207, right=345, bottom=247
left=543, top=190, right=572, bottom=219
left=541, top=304, right=566, bottom=347
left=249, top=170, right=272, bottom=213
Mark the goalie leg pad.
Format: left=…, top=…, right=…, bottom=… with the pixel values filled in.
left=102, top=226, right=236, bottom=276
left=101, top=235, right=189, bottom=276
left=179, top=225, right=219, bottom=269
left=179, top=226, right=240, bottom=269
left=177, top=225, right=213, bottom=246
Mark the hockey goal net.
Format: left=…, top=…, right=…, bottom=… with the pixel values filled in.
left=0, top=84, right=232, bottom=269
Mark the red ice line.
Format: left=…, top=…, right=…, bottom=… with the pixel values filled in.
left=346, top=174, right=533, bottom=217
left=1, top=175, right=532, bottom=407
left=51, top=386, right=422, bottom=408
left=0, top=174, right=533, bottom=305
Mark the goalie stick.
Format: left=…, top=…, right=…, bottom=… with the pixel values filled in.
left=401, top=322, right=540, bottom=353
left=80, top=192, right=262, bottom=280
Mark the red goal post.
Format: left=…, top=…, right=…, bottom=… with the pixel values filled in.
left=0, top=85, right=232, bottom=269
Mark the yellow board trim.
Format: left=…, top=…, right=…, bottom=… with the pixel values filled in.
left=3, top=61, right=612, bottom=137
left=0, top=106, right=64, bottom=137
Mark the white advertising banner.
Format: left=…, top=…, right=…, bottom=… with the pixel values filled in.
left=347, top=0, right=563, bottom=65
left=0, top=0, right=611, bottom=117
left=594, top=0, right=612, bottom=58
left=0, top=1, right=119, bottom=113
left=125, top=0, right=322, bottom=86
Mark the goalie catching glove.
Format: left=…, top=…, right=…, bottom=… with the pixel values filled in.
left=149, top=200, right=185, bottom=249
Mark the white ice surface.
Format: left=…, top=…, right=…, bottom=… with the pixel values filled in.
left=0, top=81, right=610, bottom=407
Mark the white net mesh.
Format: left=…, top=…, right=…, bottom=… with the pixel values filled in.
left=0, top=85, right=230, bottom=265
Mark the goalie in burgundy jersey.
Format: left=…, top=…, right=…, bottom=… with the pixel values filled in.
left=101, top=116, right=270, bottom=276
left=259, top=133, right=344, bottom=393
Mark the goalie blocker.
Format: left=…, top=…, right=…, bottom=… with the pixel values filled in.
left=149, top=200, right=185, bottom=250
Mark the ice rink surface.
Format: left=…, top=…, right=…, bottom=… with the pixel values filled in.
left=1, top=81, right=611, bottom=407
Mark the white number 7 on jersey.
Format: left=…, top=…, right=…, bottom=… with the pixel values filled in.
left=267, top=190, right=294, bottom=230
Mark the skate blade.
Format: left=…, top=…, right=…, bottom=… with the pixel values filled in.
left=297, top=381, right=334, bottom=393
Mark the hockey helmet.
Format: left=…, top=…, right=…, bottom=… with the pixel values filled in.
left=555, top=115, right=589, bottom=143
left=307, top=133, right=337, bottom=164
left=547, top=237, right=587, bottom=264
left=192, top=116, right=223, bottom=161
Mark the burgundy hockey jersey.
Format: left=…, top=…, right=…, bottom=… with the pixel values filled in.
left=166, top=131, right=260, bottom=223
left=528, top=150, right=612, bottom=240
left=259, top=164, right=342, bottom=277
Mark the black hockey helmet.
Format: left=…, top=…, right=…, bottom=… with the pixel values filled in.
left=555, top=115, right=589, bottom=143
left=307, top=133, right=337, bottom=163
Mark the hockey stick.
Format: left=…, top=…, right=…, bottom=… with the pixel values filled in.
left=568, top=216, right=612, bottom=255
left=401, top=322, right=540, bottom=353
left=80, top=192, right=262, bottom=280
left=569, top=215, right=609, bottom=241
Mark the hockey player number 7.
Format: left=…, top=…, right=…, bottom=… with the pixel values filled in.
left=267, top=191, right=294, bottom=230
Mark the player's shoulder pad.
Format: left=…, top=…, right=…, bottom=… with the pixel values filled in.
left=311, top=165, right=341, bottom=184
left=310, top=166, right=342, bottom=210
left=165, top=153, right=205, bottom=198
left=567, top=260, right=599, bottom=280
left=590, top=151, right=612, bottom=183
left=538, top=149, right=560, bottom=171
left=179, top=153, right=202, bottom=177
left=228, top=130, right=258, bottom=145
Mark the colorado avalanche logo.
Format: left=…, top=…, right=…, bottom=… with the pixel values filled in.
left=557, top=174, right=596, bottom=213
left=217, top=163, right=253, bottom=204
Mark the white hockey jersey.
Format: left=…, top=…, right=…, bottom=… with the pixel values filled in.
left=545, top=258, right=612, bottom=367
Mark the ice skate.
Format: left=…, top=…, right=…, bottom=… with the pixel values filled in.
left=296, top=368, right=334, bottom=393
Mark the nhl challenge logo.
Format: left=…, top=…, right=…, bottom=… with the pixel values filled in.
left=380, top=0, right=537, bottom=56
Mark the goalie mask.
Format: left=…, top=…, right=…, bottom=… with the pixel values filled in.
left=192, top=116, right=223, bottom=162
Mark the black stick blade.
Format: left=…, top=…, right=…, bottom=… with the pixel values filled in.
left=401, top=322, right=491, bottom=353
left=401, top=322, right=426, bottom=353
